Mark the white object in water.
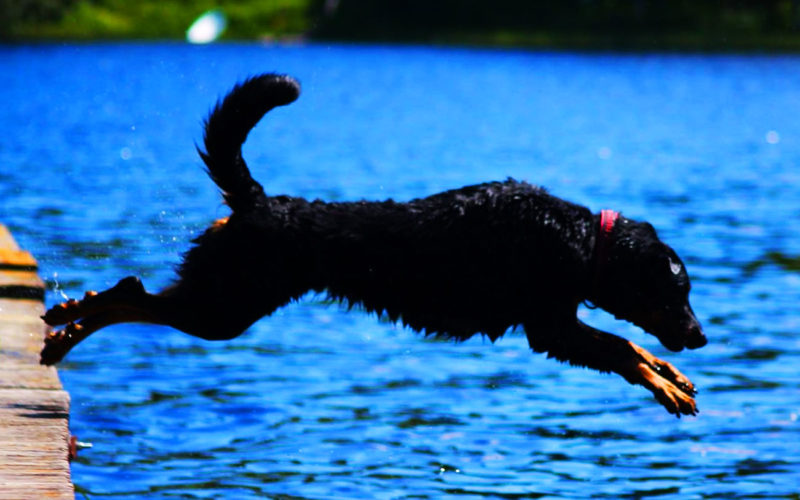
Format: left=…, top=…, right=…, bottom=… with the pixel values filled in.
left=186, top=10, right=227, bottom=44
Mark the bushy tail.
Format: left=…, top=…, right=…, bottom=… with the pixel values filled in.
left=199, top=74, right=300, bottom=212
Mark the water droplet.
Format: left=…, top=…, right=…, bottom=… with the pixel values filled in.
left=766, top=130, right=780, bottom=144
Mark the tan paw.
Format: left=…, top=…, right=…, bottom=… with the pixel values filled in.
left=637, top=362, right=698, bottom=417
left=629, top=341, right=696, bottom=397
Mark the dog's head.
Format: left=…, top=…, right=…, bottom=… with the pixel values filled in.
left=591, top=215, right=706, bottom=352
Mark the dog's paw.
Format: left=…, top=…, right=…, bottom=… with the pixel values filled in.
left=39, top=323, right=83, bottom=365
left=628, top=341, right=696, bottom=396
left=648, top=357, right=696, bottom=397
left=623, top=341, right=698, bottom=417
left=42, top=291, right=98, bottom=326
left=636, top=362, right=698, bottom=417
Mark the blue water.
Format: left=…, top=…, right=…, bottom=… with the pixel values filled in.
left=2, top=43, right=800, bottom=499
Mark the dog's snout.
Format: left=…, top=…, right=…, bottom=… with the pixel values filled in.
left=685, top=323, right=707, bottom=349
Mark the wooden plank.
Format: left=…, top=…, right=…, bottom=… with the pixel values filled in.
left=0, top=301, right=48, bottom=363
left=0, top=268, right=45, bottom=300
left=0, top=225, right=21, bottom=251
left=0, top=270, right=44, bottom=288
left=0, top=224, right=74, bottom=499
left=0, top=248, right=38, bottom=271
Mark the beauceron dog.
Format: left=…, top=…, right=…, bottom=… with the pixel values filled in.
left=41, top=74, right=707, bottom=416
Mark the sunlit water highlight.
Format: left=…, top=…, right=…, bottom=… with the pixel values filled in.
left=2, top=43, right=800, bottom=498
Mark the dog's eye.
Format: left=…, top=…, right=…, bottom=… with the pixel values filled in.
left=669, top=258, right=682, bottom=275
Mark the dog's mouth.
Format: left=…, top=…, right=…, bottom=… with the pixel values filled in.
left=648, top=319, right=708, bottom=352
left=633, top=309, right=707, bottom=352
left=656, top=324, right=707, bottom=352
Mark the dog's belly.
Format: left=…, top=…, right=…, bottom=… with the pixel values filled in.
left=317, top=252, right=535, bottom=341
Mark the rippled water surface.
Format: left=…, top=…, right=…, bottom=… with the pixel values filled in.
left=2, top=43, right=800, bottom=498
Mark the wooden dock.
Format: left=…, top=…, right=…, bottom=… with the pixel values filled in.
left=0, top=224, right=74, bottom=499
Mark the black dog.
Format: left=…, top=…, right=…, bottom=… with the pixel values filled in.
left=41, top=74, right=707, bottom=416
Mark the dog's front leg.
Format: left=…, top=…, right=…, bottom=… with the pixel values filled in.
left=527, top=320, right=698, bottom=417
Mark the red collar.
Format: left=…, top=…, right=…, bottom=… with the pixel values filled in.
left=599, top=209, right=619, bottom=236
left=593, top=209, right=619, bottom=291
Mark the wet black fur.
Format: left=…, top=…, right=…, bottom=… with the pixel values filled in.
left=175, top=73, right=705, bottom=365
left=39, top=73, right=708, bottom=416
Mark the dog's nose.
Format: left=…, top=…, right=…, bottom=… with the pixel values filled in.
left=685, top=324, right=707, bottom=349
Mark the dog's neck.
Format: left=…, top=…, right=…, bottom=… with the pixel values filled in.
left=591, top=209, right=619, bottom=297
left=596, top=209, right=619, bottom=261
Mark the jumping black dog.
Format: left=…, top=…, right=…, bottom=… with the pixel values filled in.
left=41, top=74, right=707, bottom=416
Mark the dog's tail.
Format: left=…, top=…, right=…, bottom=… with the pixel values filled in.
left=199, top=74, right=300, bottom=212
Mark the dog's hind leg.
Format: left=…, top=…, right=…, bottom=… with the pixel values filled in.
left=41, top=276, right=176, bottom=365
left=526, top=320, right=698, bottom=417
left=41, top=275, right=299, bottom=365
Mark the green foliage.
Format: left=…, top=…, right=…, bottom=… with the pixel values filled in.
left=3, top=0, right=312, bottom=40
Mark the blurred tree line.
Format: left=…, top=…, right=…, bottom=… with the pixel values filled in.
left=309, top=0, right=800, bottom=45
left=4, top=0, right=800, bottom=48
left=0, top=0, right=74, bottom=29
left=1, top=0, right=309, bottom=40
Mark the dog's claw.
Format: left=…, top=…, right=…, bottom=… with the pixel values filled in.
left=679, top=381, right=697, bottom=397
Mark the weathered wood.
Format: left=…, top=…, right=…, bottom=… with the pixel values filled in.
left=0, top=248, right=39, bottom=271
left=0, top=267, right=46, bottom=300
left=0, top=224, right=74, bottom=499
left=0, top=225, right=21, bottom=250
